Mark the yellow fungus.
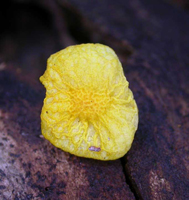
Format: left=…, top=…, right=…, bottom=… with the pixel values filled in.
left=40, top=43, right=138, bottom=160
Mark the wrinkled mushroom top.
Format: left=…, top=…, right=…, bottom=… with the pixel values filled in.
left=40, top=43, right=138, bottom=160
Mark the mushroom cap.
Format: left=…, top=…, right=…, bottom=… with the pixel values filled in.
left=40, top=43, right=138, bottom=160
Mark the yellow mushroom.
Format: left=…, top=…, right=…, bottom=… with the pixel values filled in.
left=40, top=43, right=138, bottom=160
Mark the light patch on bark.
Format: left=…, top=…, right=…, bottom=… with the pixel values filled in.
left=149, top=170, right=171, bottom=200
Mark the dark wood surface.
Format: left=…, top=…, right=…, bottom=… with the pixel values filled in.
left=0, top=0, right=188, bottom=199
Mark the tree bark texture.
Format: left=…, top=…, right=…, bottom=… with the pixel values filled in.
left=0, top=0, right=188, bottom=199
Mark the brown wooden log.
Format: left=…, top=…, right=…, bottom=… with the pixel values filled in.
left=1, top=0, right=189, bottom=199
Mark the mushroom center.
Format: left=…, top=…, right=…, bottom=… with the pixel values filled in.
left=70, top=88, right=110, bottom=119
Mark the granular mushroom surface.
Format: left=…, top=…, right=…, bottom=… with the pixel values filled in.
left=40, top=43, right=138, bottom=160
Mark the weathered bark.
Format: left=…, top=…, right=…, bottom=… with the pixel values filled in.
left=0, top=0, right=189, bottom=199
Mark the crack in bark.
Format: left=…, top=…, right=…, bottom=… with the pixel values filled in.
left=121, top=157, right=144, bottom=200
